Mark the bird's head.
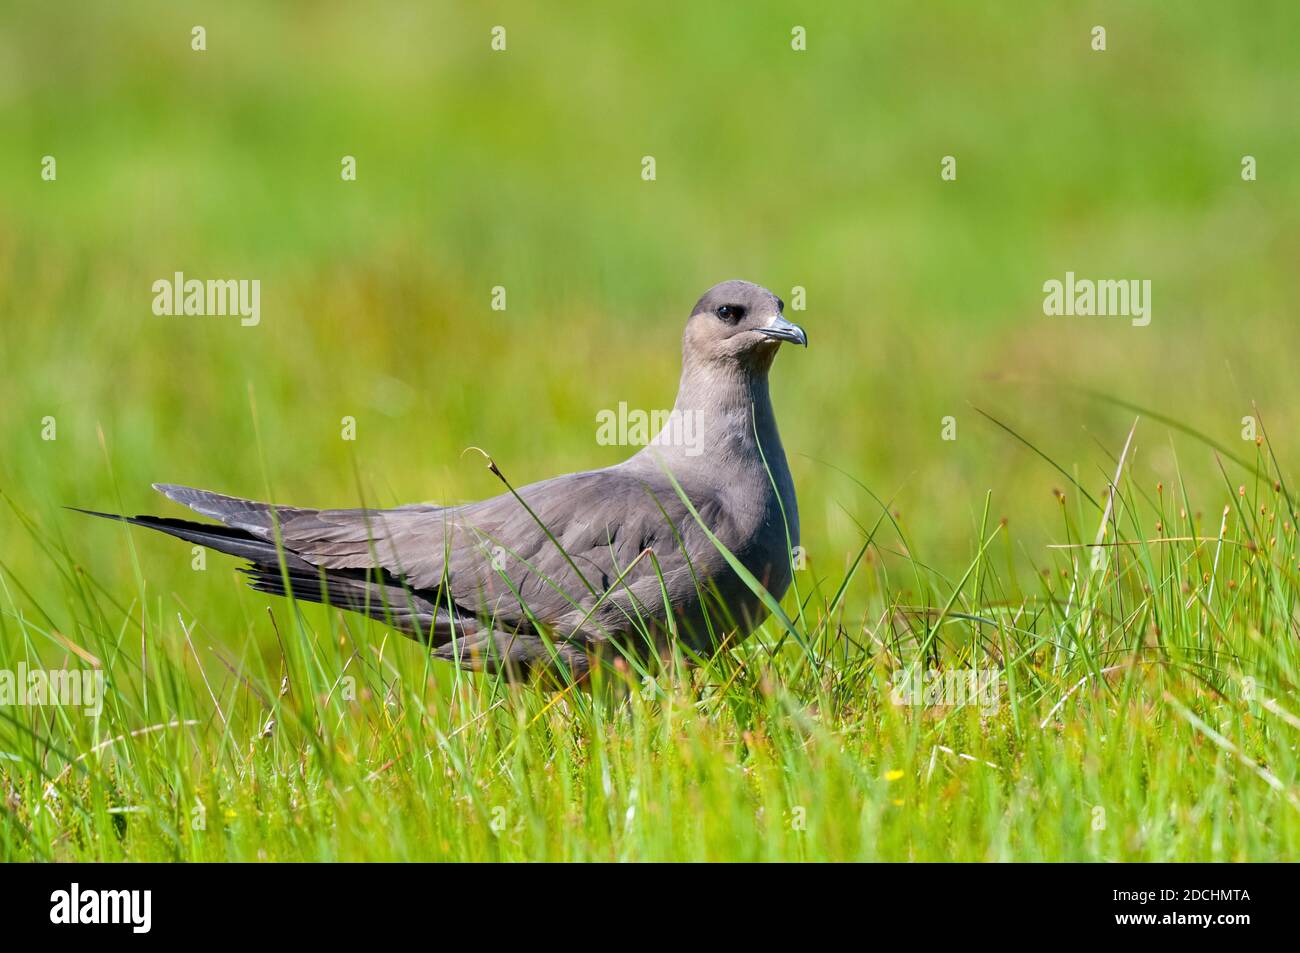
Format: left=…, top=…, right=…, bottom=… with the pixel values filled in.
left=684, top=280, right=807, bottom=374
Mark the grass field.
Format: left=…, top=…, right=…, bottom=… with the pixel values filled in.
left=2, top=2, right=1299, bottom=861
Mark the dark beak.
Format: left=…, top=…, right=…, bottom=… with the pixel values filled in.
left=758, top=315, right=808, bottom=347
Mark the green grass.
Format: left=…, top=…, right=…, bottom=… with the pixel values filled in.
left=4, top=420, right=1300, bottom=860
left=2, top=1, right=1300, bottom=861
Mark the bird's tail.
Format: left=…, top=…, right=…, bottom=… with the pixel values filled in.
left=69, top=508, right=314, bottom=569
left=74, top=505, right=586, bottom=677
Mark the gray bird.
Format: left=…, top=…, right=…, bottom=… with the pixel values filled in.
left=81, top=280, right=806, bottom=681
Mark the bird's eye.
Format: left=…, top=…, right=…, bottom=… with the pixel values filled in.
left=716, top=305, right=746, bottom=324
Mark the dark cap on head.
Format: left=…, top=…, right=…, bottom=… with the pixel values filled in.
left=690, top=280, right=785, bottom=319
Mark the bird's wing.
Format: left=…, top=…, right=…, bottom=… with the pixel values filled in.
left=154, top=468, right=730, bottom=636
left=439, top=467, right=733, bottom=635
left=153, top=483, right=451, bottom=587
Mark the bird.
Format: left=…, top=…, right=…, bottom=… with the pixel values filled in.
left=79, top=280, right=807, bottom=682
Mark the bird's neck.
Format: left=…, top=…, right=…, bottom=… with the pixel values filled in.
left=640, top=356, right=786, bottom=477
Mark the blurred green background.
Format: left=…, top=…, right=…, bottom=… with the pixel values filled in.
left=2, top=1, right=1298, bottom=630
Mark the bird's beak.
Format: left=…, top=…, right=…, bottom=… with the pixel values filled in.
left=758, top=315, right=808, bottom=347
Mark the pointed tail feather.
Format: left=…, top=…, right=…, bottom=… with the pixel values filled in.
left=73, top=507, right=454, bottom=641
left=70, top=507, right=317, bottom=571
